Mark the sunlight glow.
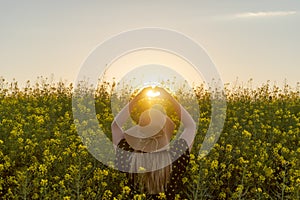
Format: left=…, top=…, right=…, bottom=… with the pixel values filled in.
left=146, top=90, right=160, bottom=98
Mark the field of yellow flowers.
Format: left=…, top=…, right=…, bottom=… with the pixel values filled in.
left=0, top=78, right=299, bottom=199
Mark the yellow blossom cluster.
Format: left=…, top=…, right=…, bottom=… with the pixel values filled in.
left=0, top=78, right=299, bottom=199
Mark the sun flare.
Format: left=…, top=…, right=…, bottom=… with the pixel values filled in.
left=146, top=90, right=160, bottom=97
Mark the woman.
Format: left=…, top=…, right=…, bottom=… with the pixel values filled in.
left=111, top=87, right=196, bottom=199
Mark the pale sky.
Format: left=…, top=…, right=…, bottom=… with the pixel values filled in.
left=1, top=0, right=299, bottom=89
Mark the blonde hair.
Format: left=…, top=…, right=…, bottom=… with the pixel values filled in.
left=128, top=108, right=174, bottom=194
left=129, top=150, right=172, bottom=194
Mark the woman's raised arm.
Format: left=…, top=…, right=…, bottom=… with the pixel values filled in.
left=111, top=103, right=130, bottom=148
left=156, top=87, right=196, bottom=151
left=111, top=87, right=151, bottom=148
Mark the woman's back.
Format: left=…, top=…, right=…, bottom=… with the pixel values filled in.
left=116, top=138, right=190, bottom=199
left=112, top=87, right=196, bottom=199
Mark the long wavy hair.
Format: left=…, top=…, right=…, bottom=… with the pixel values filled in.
left=128, top=103, right=175, bottom=194
left=129, top=148, right=172, bottom=194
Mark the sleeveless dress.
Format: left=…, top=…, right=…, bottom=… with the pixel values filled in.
left=115, top=138, right=190, bottom=200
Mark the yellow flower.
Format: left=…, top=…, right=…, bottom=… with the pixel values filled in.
left=59, top=180, right=65, bottom=188
left=158, top=192, right=166, bottom=199
left=219, top=192, right=226, bottom=199
left=238, top=157, right=249, bottom=164
left=40, top=179, right=48, bottom=187
left=78, top=144, right=87, bottom=150
left=174, top=194, right=181, bottom=200
left=102, top=169, right=109, bottom=176
left=236, top=184, right=244, bottom=192
left=102, top=190, right=112, bottom=200
left=226, top=171, right=232, bottom=179
left=220, top=163, right=226, bottom=170
left=38, top=164, right=47, bottom=175
left=122, top=186, right=131, bottom=195
left=17, top=137, right=23, bottom=144
left=211, top=160, right=219, bottom=170
left=256, top=161, right=262, bottom=167
left=133, top=194, right=146, bottom=200
left=101, top=182, right=107, bottom=187
left=263, top=166, right=274, bottom=177
left=226, top=144, right=233, bottom=152
left=32, top=193, right=39, bottom=199
left=242, top=130, right=252, bottom=138
left=259, top=175, right=266, bottom=182
left=190, top=153, right=195, bottom=160
left=64, top=173, right=72, bottom=180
